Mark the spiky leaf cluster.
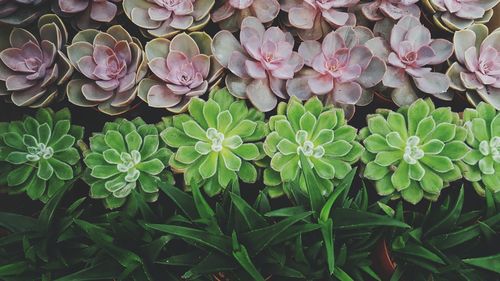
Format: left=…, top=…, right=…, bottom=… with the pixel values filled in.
left=83, top=118, right=172, bottom=209
left=0, top=108, right=83, bottom=202
left=360, top=99, right=470, bottom=204
left=161, top=88, right=267, bottom=196
left=263, top=96, right=363, bottom=197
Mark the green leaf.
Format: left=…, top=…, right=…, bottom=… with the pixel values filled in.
left=146, top=224, right=232, bottom=255
left=320, top=168, right=356, bottom=222
left=230, top=192, right=267, bottom=231
left=232, top=233, right=266, bottom=281
left=331, top=208, right=410, bottom=229
left=333, top=266, right=354, bottom=281
left=425, top=187, right=464, bottom=237
left=0, top=213, right=36, bottom=232
left=0, top=261, right=28, bottom=277
left=54, top=261, right=122, bottom=281
left=158, top=182, right=198, bottom=220
left=240, top=211, right=312, bottom=255
left=463, top=254, right=500, bottom=274
left=105, top=130, right=126, bottom=152
left=321, top=219, right=335, bottom=275
left=299, top=153, right=325, bottom=218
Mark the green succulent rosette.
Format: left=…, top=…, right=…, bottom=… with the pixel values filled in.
left=83, top=118, right=173, bottom=209
left=460, top=102, right=500, bottom=196
left=160, top=88, right=267, bottom=196
left=0, top=108, right=83, bottom=202
left=360, top=99, right=470, bottom=204
left=263, top=97, right=364, bottom=197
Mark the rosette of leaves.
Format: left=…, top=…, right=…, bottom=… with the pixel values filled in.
left=53, top=0, right=121, bottom=30
left=367, top=15, right=454, bottom=106
left=382, top=188, right=500, bottom=280
left=160, top=88, right=266, bottom=196
left=460, top=102, right=500, bottom=196
left=212, top=17, right=304, bottom=112
left=138, top=32, right=223, bottom=113
left=360, top=0, right=420, bottom=22
left=287, top=26, right=386, bottom=120
left=359, top=99, right=470, bottom=204
left=123, top=0, right=215, bottom=38
left=0, top=108, right=83, bottom=202
left=422, top=0, right=499, bottom=32
left=447, top=24, right=500, bottom=109
left=211, top=0, right=279, bottom=32
left=0, top=14, right=73, bottom=107
left=263, top=96, right=364, bottom=197
left=280, top=0, right=358, bottom=41
left=83, top=117, right=173, bottom=209
left=66, top=26, right=147, bottom=115
left=0, top=0, right=47, bottom=26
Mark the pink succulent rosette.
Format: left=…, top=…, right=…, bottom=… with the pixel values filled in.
left=0, top=0, right=46, bottom=26
left=55, top=0, right=121, bottom=29
left=367, top=16, right=454, bottom=106
left=286, top=26, right=386, bottom=119
left=361, top=0, right=420, bottom=21
left=0, top=14, right=73, bottom=107
left=423, top=0, right=499, bottom=31
left=138, top=32, right=224, bottom=112
left=211, top=0, right=280, bottom=32
left=280, top=0, right=359, bottom=41
left=212, top=17, right=304, bottom=112
left=447, top=25, right=500, bottom=109
left=66, top=26, right=147, bottom=115
left=123, top=0, right=215, bottom=38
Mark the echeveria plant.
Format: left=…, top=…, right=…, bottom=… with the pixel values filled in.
left=212, top=17, right=304, bottom=112
left=360, top=0, right=420, bottom=21
left=287, top=26, right=386, bottom=119
left=0, top=14, right=73, bottom=107
left=0, top=108, right=83, bottom=202
left=123, top=0, right=215, bottom=38
left=461, top=102, right=499, bottom=196
left=263, top=97, right=364, bottom=197
left=160, top=88, right=267, bottom=196
left=280, top=0, right=358, bottom=41
left=66, top=26, right=147, bottom=115
left=138, top=32, right=223, bottom=112
left=55, top=0, right=121, bottom=30
left=211, top=0, right=280, bottom=32
left=422, top=0, right=499, bottom=32
left=83, top=118, right=172, bottom=209
left=360, top=99, right=470, bottom=204
left=0, top=0, right=46, bottom=26
left=367, top=16, right=454, bottom=106
left=447, top=25, right=500, bottom=110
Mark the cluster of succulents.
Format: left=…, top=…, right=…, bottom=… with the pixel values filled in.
left=264, top=96, right=363, bottom=197
left=360, top=0, right=421, bottom=21
left=0, top=14, right=72, bottom=107
left=0, top=108, right=83, bottom=201
left=448, top=24, right=500, bottom=109
left=138, top=32, right=223, bottom=112
left=360, top=99, right=470, bottom=204
left=161, top=88, right=266, bottom=196
left=212, top=0, right=280, bottom=32
left=83, top=117, right=172, bottom=209
left=461, top=102, right=499, bottom=196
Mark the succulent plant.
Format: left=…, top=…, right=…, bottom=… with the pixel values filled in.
left=160, top=88, right=267, bottom=196
left=263, top=96, right=364, bottom=197
left=211, top=0, right=280, bottom=32
left=0, top=108, right=83, bottom=202
left=83, top=117, right=173, bottom=209
left=0, top=0, right=46, bottom=26
left=212, top=17, right=304, bottom=112
left=54, top=0, right=121, bottom=30
left=280, top=0, right=358, bottom=41
left=447, top=24, right=500, bottom=109
left=138, top=32, right=223, bottom=112
left=367, top=16, right=454, bottom=106
left=460, top=102, right=499, bottom=196
left=360, top=99, right=470, bottom=204
left=422, top=0, right=499, bottom=32
left=66, top=26, right=147, bottom=115
left=0, top=14, right=73, bottom=107
left=360, top=0, right=420, bottom=21
left=287, top=26, right=386, bottom=120
left=123, top=0, right=215, bottom=38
